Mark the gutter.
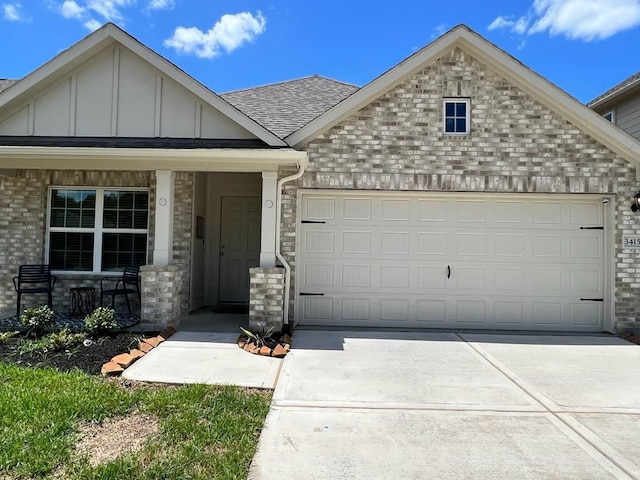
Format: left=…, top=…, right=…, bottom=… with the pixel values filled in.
left=275, top=152, right=309, bottom=326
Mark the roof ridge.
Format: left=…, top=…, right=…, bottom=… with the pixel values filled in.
left=221, top=75, right=358, bottom=96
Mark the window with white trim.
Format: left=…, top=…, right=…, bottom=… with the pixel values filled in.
left=443, top=99, right=470, bottom=135
left=603, top=111, right=615, bottom=122
left=47, top=188, right=149, bottom=272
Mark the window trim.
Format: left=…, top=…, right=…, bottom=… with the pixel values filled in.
left=443, top=98, right=470, bottom=135
left=46, top=186, right=150, bottom=274
left=603, top=110, right=615, bottom=123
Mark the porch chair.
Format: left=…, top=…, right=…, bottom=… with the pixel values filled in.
left=13, top=264, right=56, bottom=317
left=100, top=266, right=141, bottom=314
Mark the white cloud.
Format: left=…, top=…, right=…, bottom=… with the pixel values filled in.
left=164, top=11, right=267, bottom=59
left=489, top=0, right=640, bottom=41
left=3, top=2, right=24, bottom=21
left=84, top=17, right=101, bottom=30
left=431, top=23, right=448, bottom=39
left=148, top=0, right=175, bottom=10
left=86, top=0, right=133, bottom=22
left=61, top=0, right=84, bottom=19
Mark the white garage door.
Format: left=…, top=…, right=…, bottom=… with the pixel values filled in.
left=297, top=192, right=606, bottom=331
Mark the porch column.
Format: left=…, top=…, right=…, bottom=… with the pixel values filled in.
left=260, top=171, right=278, bottom=267
left=153, top=170, right=175, bottom=266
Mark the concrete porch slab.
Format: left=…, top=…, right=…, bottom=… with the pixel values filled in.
left=122, top=330, right=282, bottom=388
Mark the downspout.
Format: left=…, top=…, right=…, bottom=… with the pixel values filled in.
left=275, top=153, right=309, bottom=326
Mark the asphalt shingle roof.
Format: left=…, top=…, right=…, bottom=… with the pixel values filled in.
left=588, top=71, right=640, bottom=107
left=221, top=75, right=359, bottom=139
left=0, top=79, right=18, bottom=93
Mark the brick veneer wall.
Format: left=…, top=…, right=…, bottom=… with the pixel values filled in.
left=0, top=169, right=193, bottom=321
left=140, top=264, right=182, bottom=329
left=249, top=267, right=285, bottom=330
left=279, top=47, right=640, bottom=329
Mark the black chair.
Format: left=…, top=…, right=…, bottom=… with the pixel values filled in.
left=13, top=264, right=56, bottom=317
left=100, top=266, right=141, bottom=314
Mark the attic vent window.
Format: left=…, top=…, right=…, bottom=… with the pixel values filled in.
left=443, top=99, right=470, bottom=135
left=603, top=111, right=614, bottom=122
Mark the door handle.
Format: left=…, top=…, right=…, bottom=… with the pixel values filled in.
left=447, top=265, right=451, bottom=279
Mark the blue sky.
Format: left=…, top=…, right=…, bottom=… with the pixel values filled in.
left=1, top=0, right=640, bottom=103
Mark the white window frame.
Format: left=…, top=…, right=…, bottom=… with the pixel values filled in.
left=443, top=98, right=470, bottom=135
left=603, top=110, right=615, bottom=123
left=46, top=186, right=150, bottom=273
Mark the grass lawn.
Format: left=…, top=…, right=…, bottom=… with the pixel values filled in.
left=0, top=362, right=272, bottom=479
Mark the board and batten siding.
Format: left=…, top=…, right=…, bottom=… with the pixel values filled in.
left=278, top=46, right=640, bottom=331
left=0, top=46, right=256, bottom=140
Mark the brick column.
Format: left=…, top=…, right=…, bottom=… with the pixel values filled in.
left=249, top=267, right=285, bottom=331
left=140, top=264, right=182, bottom=329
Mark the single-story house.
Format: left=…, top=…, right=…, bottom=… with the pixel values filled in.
left=1, top=23, right=639, bottom=334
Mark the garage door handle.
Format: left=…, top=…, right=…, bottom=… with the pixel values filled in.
left=447, top=265, right=451, bottom=279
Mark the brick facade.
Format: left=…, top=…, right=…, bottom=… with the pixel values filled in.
left=0, top=170, right=193, bottom=323
left=140, top=264, right=183, bottom=329
left=249, top=267, right=285, bottom=330
left=279, top=47, right=640, bottom=330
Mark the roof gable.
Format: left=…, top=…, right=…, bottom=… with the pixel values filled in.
left=0, top=23, right=286, bottom=146
left=286, top=25, right=640, bottom=172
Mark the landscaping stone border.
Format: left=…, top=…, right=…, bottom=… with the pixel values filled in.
left=101, top=326, right=177, bottom=376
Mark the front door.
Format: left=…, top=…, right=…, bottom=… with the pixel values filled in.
left=219, top=196, right=261, bottom=303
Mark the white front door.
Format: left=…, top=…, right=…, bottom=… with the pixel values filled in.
left=297, top=191, right=606, bottom=331
left=219, top=196, right=261, bottom=303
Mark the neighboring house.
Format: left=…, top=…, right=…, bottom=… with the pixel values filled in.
left=589, top=72, right=640, bottom=141
left=1, top=23, right=639, bottom=334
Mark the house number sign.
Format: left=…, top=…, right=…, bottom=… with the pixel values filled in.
left=623, top=235, right=640, bottom=249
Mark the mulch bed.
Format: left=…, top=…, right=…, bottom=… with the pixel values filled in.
left=0, top=333, right=144, bottom=375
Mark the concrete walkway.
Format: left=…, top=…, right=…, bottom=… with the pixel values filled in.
left=249, top=330, right=640, bottom=480
left=122, top=331, right=282, bottom=388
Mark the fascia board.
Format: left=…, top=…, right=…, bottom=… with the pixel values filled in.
left=588, top=79, right=640, bottom=110
left=0, top=146, right=306, bottom=172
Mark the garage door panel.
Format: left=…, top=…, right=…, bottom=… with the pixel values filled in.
left=343, top=231, right=372, bottom=253
left=417, top=300, right=447, bottom=322
left=341, top=265, right=371, bottom=288
left=570, top=303, right=602, bottom=327
left=298, top=193, right=604, bottom=331
left=571, top=236, right=601, bottom=259
left=417, top=200, right=447, bottom=222
left=381, top=199, right=410, bottom=221
left=304, top=197, right=335, bottom=220
left=494, top=302, right=525, bottom=324
left=343, top=198, right=372, bottom=220
left=418, top=232, right=448, bottom=255
left=494, top=201, right=525, bottom=223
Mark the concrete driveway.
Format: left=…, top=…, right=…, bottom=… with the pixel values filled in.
left=249, top=330, right=640, bottom=480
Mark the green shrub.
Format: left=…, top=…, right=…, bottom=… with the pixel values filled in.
left=47, top=328, right=86, bottom=351
left=20, top=306, right=55, bottom=337
left=84, top=307, right=117, bottom=335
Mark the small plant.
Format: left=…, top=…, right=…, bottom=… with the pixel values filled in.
left=84, top=307, right=117, bottom=335
left=0, top=330, right=19, bottom=343
left=240, top=326, right=276, bottom=348
left=20, top=305, right=55, bottom=337
left=47, top=328, right=86, bottom=351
